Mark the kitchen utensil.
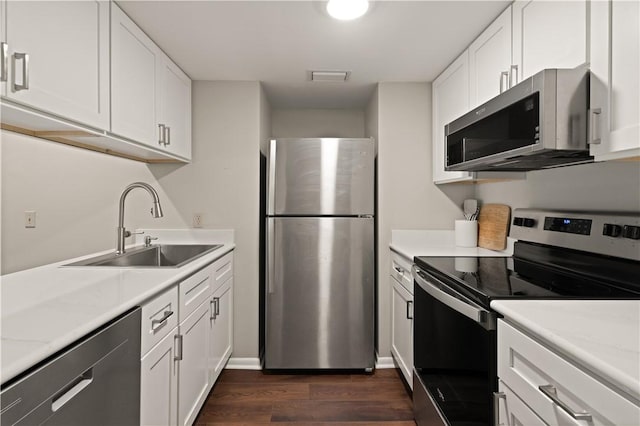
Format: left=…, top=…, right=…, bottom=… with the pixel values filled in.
left=463, top=199, right=478, bottom=220
left=477, top=204, right=511, bottom=250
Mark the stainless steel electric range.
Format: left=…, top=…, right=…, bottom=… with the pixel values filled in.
left=411, top=208, right=640, bottom=426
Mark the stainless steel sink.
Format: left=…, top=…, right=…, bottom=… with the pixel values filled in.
left=65, top=244, right=223, bottom=268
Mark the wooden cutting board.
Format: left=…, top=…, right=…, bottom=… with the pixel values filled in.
left=478, top=204, right=511, bottom=250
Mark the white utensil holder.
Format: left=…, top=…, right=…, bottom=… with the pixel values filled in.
left=455, top=220, right=478, bottom=247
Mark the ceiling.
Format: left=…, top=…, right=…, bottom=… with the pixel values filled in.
left=118, top=1, right=510, bottom=109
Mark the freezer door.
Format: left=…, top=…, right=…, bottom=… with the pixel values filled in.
left=268, top=138, right=375, bottom=215
left=265, top=217, right=375, bottom=369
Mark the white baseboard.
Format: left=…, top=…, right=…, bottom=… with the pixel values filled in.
left=376, top=355, right=396, bottom=369
left=225, top=357, right=262, bottom=370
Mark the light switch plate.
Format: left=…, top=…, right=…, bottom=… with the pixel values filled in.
left=25, top=211, right=36, bottom=228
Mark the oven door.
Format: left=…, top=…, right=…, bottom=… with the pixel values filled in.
left=412, top=266, right=497, bottom=426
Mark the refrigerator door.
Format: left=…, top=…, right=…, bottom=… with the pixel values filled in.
left=265, top=217, right=375, bottom=369
left=268, top=138, right=375, bottom=216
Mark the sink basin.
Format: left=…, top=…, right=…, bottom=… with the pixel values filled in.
left=65, top=244, right=223, bottom=268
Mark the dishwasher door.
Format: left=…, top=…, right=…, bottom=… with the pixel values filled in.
left=1, top=307, right=141, bottom=425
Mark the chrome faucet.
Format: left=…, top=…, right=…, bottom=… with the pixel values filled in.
left=116, top=182, right=164, bottom=254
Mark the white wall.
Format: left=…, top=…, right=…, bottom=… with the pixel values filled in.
left=271, top=108, right=364, bottom=138
left=149, top=81, right=262, bottom=359
left=474, top=161, right=640, bottom=212
left=0, top=131, right=182, bottom=274
left=373, top=82, right=473, bottom=359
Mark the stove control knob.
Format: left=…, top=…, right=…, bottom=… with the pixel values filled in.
left=602, top=223, right=622, bottom=237
left=513, top=217, right=524, bottom=226
left=523, top=218, right=536, bottom=228
left=623, top=225, right=640, bottom=240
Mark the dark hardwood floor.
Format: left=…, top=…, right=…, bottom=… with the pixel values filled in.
left=194, top=368, right=416, bottom=425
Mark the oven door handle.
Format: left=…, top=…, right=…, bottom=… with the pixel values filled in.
left=412, top=266, right=495, bottom=330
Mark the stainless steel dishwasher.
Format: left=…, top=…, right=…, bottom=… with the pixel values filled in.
left=1, top=307, right=141, bottom=425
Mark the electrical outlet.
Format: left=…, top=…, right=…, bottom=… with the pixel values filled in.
left=25, top=211, right=36, bottom=228
left=193, top=213, right=203, bottom=228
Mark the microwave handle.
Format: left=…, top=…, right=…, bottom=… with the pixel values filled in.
left=412, top=266, right=495, bottom=330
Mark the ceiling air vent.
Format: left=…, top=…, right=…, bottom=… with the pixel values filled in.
left=309, top=70, right=350, bottom=82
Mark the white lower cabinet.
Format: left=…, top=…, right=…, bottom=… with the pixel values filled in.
left=497, top=319, right=640, bottom=426
left=141, top=328, right=179, bottom=426
left=389, top=251, right=413, bottom=389
left=209, top=276, right=233, bottom=386
left=178, top=301, right=211, bottom=426
left=140, top=251, right=235, bottom=426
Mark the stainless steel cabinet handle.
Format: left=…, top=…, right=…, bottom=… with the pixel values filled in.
left=1, top=42, right=7, bottom=82
left=588, top=108, right=602, bottom=145
left=214, top=296, right=220, bottom=316
left=174, top=334, right=183, bottom=361
left=12, top=52, right=29, bottom=91
left=509, top=64, right=519, bottom=88
left=538, top=385, right=592, bottom=421
left=165, top=126, right=171, bottom=146
left=51, top=369, right=93, bottom=412
left=406, top=300, right=413, bottom=320
left=393, top=266, right=404, bottom=276
left=151, top=310, right=173, bottom=331
left=499, top=71, right=509, bottom=93
left=158, top=124, right=166, bottom=146
left=493, top=392, right=506, bottom=426
left=210, top=300, right=216, bottom=320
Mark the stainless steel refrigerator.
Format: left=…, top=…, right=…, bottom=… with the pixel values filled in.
left=265, top=138, right=375, bottom=370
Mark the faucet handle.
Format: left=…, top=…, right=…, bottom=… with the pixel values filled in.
left=123, top=230, right=144, bottom=238
left=144, top=235, right=159, bottom=247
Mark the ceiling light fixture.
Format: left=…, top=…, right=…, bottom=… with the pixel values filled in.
left=326, top=0, right=369, bottom=21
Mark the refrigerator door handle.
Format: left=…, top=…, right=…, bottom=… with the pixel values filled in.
left=267, top=139, right=277, bottom=215
left=267, top=218, right=275, bottom=294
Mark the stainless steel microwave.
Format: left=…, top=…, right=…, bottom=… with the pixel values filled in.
left=444, top=67, right=592, bottom=171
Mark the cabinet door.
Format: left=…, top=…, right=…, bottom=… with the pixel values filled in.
left=209, top=277, right=233, bottom=386
left=158, top=55, right=192, bottom=160
left=111, top=2, right=160, bottom=147
left=589, top=0, right=640, bottom=161
left=178, top=301, right=210, bottom=426
left=469, top=6, right=512, bottom=108
left=432, top=51, right=473, bottom=184
left=141, top=329, right=178, bottom=426
left=512, top=0, right=587, bottom=83
left=4, top=0, right=109, bottom=129
left=390, top=277, right=413, bottom=389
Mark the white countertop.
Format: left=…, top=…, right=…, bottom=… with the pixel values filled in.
left=390, top=230, right=515, bottom=261
left=0, top=229, right=235, bottom=385
left=492, top=299, right=640, bottom=401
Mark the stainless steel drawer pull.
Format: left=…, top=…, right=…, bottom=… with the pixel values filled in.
left=151, top=310, right=174, bottom=330
left=538, top=384, right=592, bottom=421
left=51, top=369, right=93, bottom=412
left=393, top=266, right=404, bottom=276
left=406, top=300, right=413, bottom=320
left=1, top=42, right=8, bottom=82
left=13, top=52, right=29, bottom=91
left=174, top=334, right=183, bottom=361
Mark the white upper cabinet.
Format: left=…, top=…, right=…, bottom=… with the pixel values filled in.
left=432, top=51, right=473, bottom=184
left=512, top=0, right=588, bottom=84
left=469, top=6, right=512, bottom=108
left=2, top=0, right=109, bottom=129
left=111, top=2, right=160, bottom=147
left=158, top=55, right=192, bottom=159
left=589, top=0, right=640, bottom=161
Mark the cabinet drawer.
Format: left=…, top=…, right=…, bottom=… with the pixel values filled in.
left=390, top=251, right=412, bottom=294
left=212, top=252, right=233, bottom=292
left=498, top=320, right=640, bottom=426
left=141, top=286, right=179, bottom=356
left=497, top=380, right=546, bottom=426
left=179, top=265, right=214, bottom=322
